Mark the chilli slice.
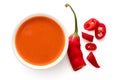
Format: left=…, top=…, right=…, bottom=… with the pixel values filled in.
left=87, top=52, right=100, bottom=68
left=95, top=23, right=106, bottom=39
left=85, top=43, right=97, bottom=51
left=82, top=32, right=94, bottom=42
left=84, top=18, right=99, bottom=31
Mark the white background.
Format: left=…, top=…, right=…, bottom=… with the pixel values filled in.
left=0, top=0, right=120, bottom=80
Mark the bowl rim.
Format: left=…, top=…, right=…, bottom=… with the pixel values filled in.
left=12, top=13, right=68, bottom=69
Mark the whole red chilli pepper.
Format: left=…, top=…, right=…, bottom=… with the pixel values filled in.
left=65, top=3, right=86, bottom=71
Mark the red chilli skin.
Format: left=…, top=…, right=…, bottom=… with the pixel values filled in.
left=82, top=32, right=94, bottom=42
left=68, top=46, right=83, bottom=59
left=68, top=46, right=86, bottom=71
left=70, top=53, right=86, bottom=71
left=65, top=4, right=86, bottom=71
left=69, top=36, right=80, bottom=49
left=87, top=52, right=100, bottom=68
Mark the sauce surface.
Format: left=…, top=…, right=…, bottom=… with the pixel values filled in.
left=15, top=16, right=65, bottom=66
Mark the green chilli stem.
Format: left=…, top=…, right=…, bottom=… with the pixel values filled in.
left=65, top=3, right=78, bottom=36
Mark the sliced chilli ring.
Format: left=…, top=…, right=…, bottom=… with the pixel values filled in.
left=95, top=23, right=106, bottom=39
left=85, top=43, right=97, bottom=51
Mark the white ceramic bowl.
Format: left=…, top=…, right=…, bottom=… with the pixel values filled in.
left=13, top=14, right=68, bottom=69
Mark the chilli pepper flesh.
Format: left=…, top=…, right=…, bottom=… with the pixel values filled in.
left=65, top=3, right=86, bottom=71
